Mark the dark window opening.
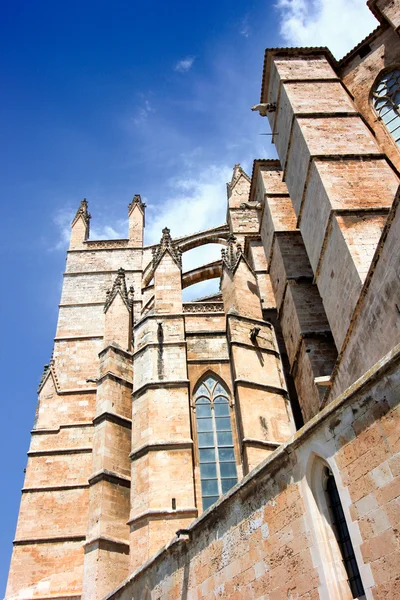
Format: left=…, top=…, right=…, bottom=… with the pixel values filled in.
left=326, top=471, right=365, bottom=598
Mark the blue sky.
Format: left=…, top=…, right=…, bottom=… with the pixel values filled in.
left=0, top=0, right=377, bottom=594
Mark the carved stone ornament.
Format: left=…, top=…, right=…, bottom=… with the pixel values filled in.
left=104, top=268, right=134, bottom=313
left=221, top=234, right=244, bottom=273
left=72, top=198, right=91, bottom=229
left=251, top=102, right=277, bottom=116
left=152, top=227, right=182, bottom=270
left=128, top=194, right=146, bottom=216
left=183, top=302, right=224, bottom=313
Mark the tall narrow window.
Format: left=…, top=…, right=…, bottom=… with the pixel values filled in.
left=372, top=68, right=400, bottom=146
left=325, top=471, right=365, bottom=599
left=195, top=376, right=237, bottom=510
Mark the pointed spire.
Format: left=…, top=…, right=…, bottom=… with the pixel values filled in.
left=221, top=234, right=244, bottom=272
left=152, top=227, right=182, bottom=270
left=128, top=194, right=146, bottom=216
left=104, top=268, right=134, bottom=313
left=226, top=164, right=251, bottom=198
left=72, top=198, right=91, bottom=228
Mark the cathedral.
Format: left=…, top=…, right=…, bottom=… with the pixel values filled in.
left=5, top=0, right=400, bottom=598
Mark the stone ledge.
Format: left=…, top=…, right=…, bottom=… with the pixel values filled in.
left=234, top=378, right=288, bottom=397
left=88, top=469, right=131, bottom=488
left=93, top=412, right=132, bottom=429
left=133, top=340, right=186, bottom=359
left=28, top=447, right=92, bottom=457
left=31, top=422, right=93, bottom=435
left=22, top=483, right=90, bottom=493
left=185, top=330, right=226, bottom=337
left=130, top=440, right=193, bottom=461
left=187, top=358, right=230, bottom=364
left=230, top=340, right=280, bottom=356
left=132, top=379, right=190, bottom=399
left=226, top=313, right=274, bottom=328
left=97, top=372, right=133, bottom=388
left=13, top=535, right=86, bottom=546
left=128, top=507, right=198, bottom=527
left=99, top=344, right=133, bottom=360
left=84, top=535, right=129, bottom=555
left=242, top=438, right=282, bottom=450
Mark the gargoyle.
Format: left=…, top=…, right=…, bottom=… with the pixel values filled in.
left=251, top=102, right=277, bottom=116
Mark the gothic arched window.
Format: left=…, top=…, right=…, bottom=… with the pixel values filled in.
left=372, top=68, right=400, bottom=146
left=194, top=375, right=238, bottom=510
left=307, top=456, right=366, bottom=599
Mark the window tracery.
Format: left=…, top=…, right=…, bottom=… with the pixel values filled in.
left=372, top=68, right=400, bottom=145
left=194, top=375, right=237, bottom=510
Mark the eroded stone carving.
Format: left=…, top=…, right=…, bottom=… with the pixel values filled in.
left=104, top=268, right=134, bottom=313
left=152, top=227, right=182, bottom=270
left=128, top=194, right=146, bottom=215
left=221, top=234, right=243, bottom=272
left=72, top=198, right=91, bottom=228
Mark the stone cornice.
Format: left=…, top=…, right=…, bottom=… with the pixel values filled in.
left=89, top=469, right=131, bottom=488
left=133, top=340, right=186, bottom=359
left=28, top=447, right=92, bottom=457
left=84, top=535, right=130, bottom=555
left=130, top=440, right=193, bottom=461
left=14, top=535, right=86, bottom=546
left=233, top=378, right=288, bottom=398
left=132, top=379, right=190, bottom=399
left=128, top=507, right=198, bottom=527
left=93, top=411, right=132, bottom=429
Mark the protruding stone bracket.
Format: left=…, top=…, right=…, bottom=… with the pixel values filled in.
left=104, top=268, right=134, bottom=314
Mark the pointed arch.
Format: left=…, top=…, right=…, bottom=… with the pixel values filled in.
left=371, top=66, right=400, bottom=146
left=305, top=453, right=365, bottom=599
left=193, top=372, right=238, bottom=511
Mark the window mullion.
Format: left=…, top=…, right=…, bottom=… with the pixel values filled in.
left=211, top=404, right=222, bottom=496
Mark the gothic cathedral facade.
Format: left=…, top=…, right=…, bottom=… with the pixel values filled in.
left=6, top=0, right=400, bottom=598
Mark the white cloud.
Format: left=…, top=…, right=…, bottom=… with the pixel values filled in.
left=275, top=0, right=378, bottom=59
left=145, top=163, right=231, bottom=245
left=132, top=99, right=154, bottom=126
left=239, top=17, right=251, bottom=38
left=174, top=56, right=195, bottom=73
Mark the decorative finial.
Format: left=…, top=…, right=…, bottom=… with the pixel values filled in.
left=221, top=234, right=244, bottom=272
left=128, top=194, right=146, bottom=215
left=104, top=268, right=134, bottom=313
left=72, top=198, right=91, bottom=227
left=152, top=227, right=182, bottom=269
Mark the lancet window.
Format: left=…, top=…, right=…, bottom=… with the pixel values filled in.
left=372, top=68, right=400, bottom=145
left=194, top=375, right=238, bottom=510
left=325, top=471, right=365, bottom=598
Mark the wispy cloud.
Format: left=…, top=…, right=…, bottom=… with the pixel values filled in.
left=132, top=99, right=155, bottom=126
left=174, top=56, right=195, bottom=73
left=239, top=17, right=251, bottom=38
left=275, top=0, right=378, bottom=59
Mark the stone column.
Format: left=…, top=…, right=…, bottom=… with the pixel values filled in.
left=221, top=237, right=295, bottom=473
left=82, top=269, right=133, bottom=600
left=129, top=228, right=196, bottom=570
